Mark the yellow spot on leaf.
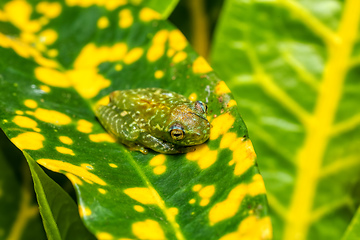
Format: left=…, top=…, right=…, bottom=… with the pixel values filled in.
left=38, top=29, right=58, bottom=45
left=200, top=199, right=210, bottom=206
left=124, top=187, right=157, bottom=204
left=34, top=67, right=72, bottom=87
left=65, top=173, right=82, bottom=185
left=147, top=30, right=168, bottom=62
left=59, top=136, right=73, bottom=145
left=15, top=110, right=24, bottom=115
left=172, top=51, right=187, bottom=63
left=4, top=1, right=41, bottom=33
left=149, top=154, right=166, bottom=166
left=134, top=205, right=145, bottom=212
left=192, top=56, right=213, bottom=74
left=132, top=219, right=165, bottom=240
left=124, top=47, right=143, bottom=64
left=31, top=108, right=71, bottom=125
left=74, top=43, right=128, bottom=68
left=98, top=188, right=106, bottom=194
left=105, top=0, right=127, bottom=10
left=219, top=216, right=272, bottom=240
left=96, top=232, right=113, bottom=240
left=76, top=119, right=93, bottom=133
left=79, top=205, right=92, bottom=217
left=153, top=165, right=166, bottom=175
left=36, top=2, right=62, bottom=18
left=198, top=185, right=215, bottom=206
left=192, top=184, right=202, bottom=192
left=209, top=184, right=247, bottom=225
left=167, top=48, right=175, bottom=57
left=220, top=132, right=237, bottom=149
left=11, top=132, right=44, bottom=150
left=139, top=8, right=161, bottom=22
left=66, top=69, right=111, bottom=99
left=169, top=30, right=187, bottom=51
left=186, top=144, right=218, bottom=169
left=153, top=29, right=169, bottom=44
left=97, top=16, right=109, bottom=29
left=227, top=99, right=237, bottom=108
left=154, top=70, right=164, bottom=79
left=166, top=207, right=179, bottom=222
left=230, top=139, right=256, bottom=176
left=55, top=146, right=75, bottom=156
left=189, top=93, right=197, bottom=101
left=199, top=185, right=215, bottom=198
left=210, top=112, right=235, bottom=140
left=40, top=85, right=51, bottom=93
left=89, top=133, right=116, bottom=143
left=215, top=81, right=231, bottom=95
left=119, top=9, right=133, bottom=28
left=13, top=116, right=38, bottom=130
left=24, top=99, right=38, bottom=109
left=37, top=159, right=106, bottom=185
left=147, top=44, right=165, bottom=62
left=109, top=163, right=118, bottom=168
left=189, top=199, right=195, bottom=204
left=248, top=174, right=266, bottom=196
left=115, top=64, right=123, bottom=71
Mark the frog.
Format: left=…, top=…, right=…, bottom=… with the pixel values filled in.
left=95, top=88, right=211, bottom=154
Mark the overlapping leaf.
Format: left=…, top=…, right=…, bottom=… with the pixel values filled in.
left=0, top=0, right=271, bottom=239
left=211, top=0, right=360, bottom=239
left=0, top=131, right=46, bottom=240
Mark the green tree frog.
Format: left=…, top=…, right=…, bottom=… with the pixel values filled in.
left=95, top=88, right=211, bottom=154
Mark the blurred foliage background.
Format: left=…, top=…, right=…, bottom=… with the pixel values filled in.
left=1, top=0, right=360, bottom=239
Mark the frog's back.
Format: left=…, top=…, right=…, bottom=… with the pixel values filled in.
left=110, top=88, right=190, bottom=110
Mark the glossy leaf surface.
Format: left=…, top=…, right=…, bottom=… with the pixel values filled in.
left=0, top=0, right=271, bottom=239
left=211, top=0, right=360, bottom=239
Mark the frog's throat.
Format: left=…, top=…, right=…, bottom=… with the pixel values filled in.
left=189, top=112, right=209, bottom=122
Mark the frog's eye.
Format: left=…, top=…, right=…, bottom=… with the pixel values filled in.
left=195, top=101, right=207, bottom=114
left=170, top=124, right=185, bottom=140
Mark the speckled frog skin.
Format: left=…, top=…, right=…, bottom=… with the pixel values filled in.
left=95, top=88, right=211, bottom=154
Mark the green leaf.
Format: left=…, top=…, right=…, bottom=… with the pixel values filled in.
left=342, top=206, right=360, bottom=240
left=0, top=1, right=271, bottom=239
left=211, top=0, right=360, bottom=239
left=25, top=151, right=96, bottom=240
left=141, top=0, right=179, bottom=19
left=0, top=130, right=46, bottom=240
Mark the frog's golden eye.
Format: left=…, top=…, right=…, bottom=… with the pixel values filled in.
left=195, top=101, right=208, bottom=114
left=170, top=124, right=185, bottom=140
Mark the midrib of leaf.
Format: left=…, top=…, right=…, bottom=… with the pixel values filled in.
left=126, top=154, right=185, bottom=240
left=283, top=1, right=360, bottom=239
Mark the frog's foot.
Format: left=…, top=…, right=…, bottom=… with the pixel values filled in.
left=122, top=141, right=148, bottom=154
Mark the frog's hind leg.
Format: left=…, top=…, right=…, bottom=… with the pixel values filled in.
left=95, top=103, right=140, bottom=141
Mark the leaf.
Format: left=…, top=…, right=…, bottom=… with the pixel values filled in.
left=141, top=0, right=179, bottom=19
left=0, top=0, right=271, bottom=239
left=0, top=130, right=46, bottom=240
left=341, top=205, right=360, bottom=240
left=25, top=151, right=96, bottom=240
left=211, top=0, right=360, bottom=239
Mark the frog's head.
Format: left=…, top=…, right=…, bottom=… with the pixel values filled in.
left=165, top=101, right=210, bottom=146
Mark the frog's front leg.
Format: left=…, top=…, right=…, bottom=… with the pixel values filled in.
left=139, top=132, right=196, bottom=154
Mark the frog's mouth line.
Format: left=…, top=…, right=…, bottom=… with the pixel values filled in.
left=189, top=112, right=209, bottom=122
